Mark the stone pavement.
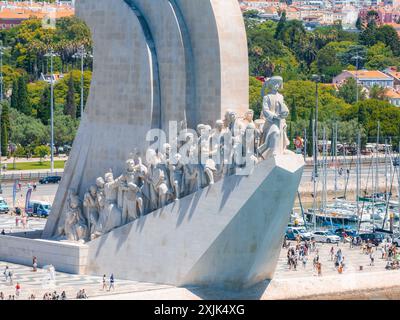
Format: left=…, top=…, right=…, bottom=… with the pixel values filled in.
left=0, top=240, right=399, bottom=300
left=0, top=214, right=47, bottom=234
left=0, top=261, right=173, bottom=300
left=274, top=241, right=391, bottom=279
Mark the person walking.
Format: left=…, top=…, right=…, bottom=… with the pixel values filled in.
left=108, top=274, right=115, bottom=291
left=102, top=274, right=107, bottom=291
left=302, top=255, right=307, bottom=269
left=32, top=256, right=38, bottom=272
left=317, top=262, right=322, bottom=276
left=61, top=291, right=67, bottom=300
left=330, top=246, right=334, bottom=261
left=15, top=283, right=21, bottom=298
left=3, top=266, right=9, bottom=282
left=8, top=269, right=13, bottom=285
left=370, top=252, right=375, bottom=266
left=381, top=246, right=386, bottom=259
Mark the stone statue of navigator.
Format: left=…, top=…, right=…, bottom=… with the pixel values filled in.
left=257, top=76, right=290, bottom=159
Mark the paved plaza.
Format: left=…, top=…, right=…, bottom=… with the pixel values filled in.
left=0, top=261, right=174, bottom=300
left=1, top=216, right=399, bottom=300
left=0, top=214, right=46, bottom=234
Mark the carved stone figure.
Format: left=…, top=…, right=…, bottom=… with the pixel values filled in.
left=83, top=185, right=99, bottom=237
left=199, top=124, right=216, bottom=186
left=61, top=191, right=88, bottom=242
left=257, top=76, right=290, bottom=158
left=239, top=109, right=255, bottom=134
left=210, top=120, right=226, bottom=181
left=120, top=159, right=143, bottom=223
left=168, top=153, right=184, bottom=200
left=93, top=171, right=123, bottom=236
left=145, top=149, right=169, bottom=210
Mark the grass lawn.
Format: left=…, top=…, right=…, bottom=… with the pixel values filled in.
left=6, top=160, right=66, bottom=171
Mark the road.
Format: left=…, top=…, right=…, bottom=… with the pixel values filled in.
left=0, top=182, right=58, bottom=207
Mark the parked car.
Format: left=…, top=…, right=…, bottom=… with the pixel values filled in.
left=331, top=228, right=358, bottom=238
left=285, top=227, right=313, bottom=241
left=0, top=197, right=9, bottom=214
left=39, top=176, right=62, bottom=184
left=26, top=200, right=52, bottom=218
left=311, top=230, right=340, bottom=243
left=358, top=233, right=384, bottom=246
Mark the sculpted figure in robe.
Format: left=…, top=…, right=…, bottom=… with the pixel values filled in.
left=60, top=191, right=88, bottom=242
left=119, top=159, right=143, bottom=224
left=144, top=149, right=169, bottom=210
left=83, top=185, right=99, bottom=238
left=210, top=120, right=226, bottom=182
left=257, top=76, right=290, bottom=159
left=94, top=171, right=123, bottom=235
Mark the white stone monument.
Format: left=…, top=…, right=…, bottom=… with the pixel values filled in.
left=0, top=0, right=304, bottom=291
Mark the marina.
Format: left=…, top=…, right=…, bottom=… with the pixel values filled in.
left=293, top=122, right=400, bottom=240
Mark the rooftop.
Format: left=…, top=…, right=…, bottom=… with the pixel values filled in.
left=346, top=70, right=393, bottom=80
left=385, top=88, right=400, bottom=99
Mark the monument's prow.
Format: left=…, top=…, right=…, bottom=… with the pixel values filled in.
left=85, top=154, right=304, bottom=289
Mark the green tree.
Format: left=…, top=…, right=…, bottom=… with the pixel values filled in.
left=338, top=78, right=365, bottom=104
left=359, top=20, right=378, bottom=47
left=365, top=42, right=399, bottom=70
left=64, top=73, right=76, bottom=119
left=37, top=85, right=51, bottom=125
left=290, top=97, right=298, bottom=122
left=0, top=102, right=9, bottom=156
left=17, top=75, right=30, bottom=115
left=9, top=108, right=49, bottom=147
left=249, top=77, right=263, bottom=118
left=376, top=25, right=400, bottom=56
left=52, top=109, right=79, bottom=147
left=274, top=11, right=286, bottom=40
left=369, top=85, right=387, bottom=101
left=34, top=145, right=50, bottom=164
left=10, top=80, right=18, bottom=110
left=243, top=10, right=259, bottom=19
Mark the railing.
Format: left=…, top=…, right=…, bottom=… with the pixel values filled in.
left=0, top=171, right=64, bottom=182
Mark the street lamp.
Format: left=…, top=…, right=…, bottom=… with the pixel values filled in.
left=44, top=49, right=59, bottom=174
left=72, top=45, right=93, bottom=119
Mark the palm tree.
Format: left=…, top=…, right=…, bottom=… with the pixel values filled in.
left=369, top=85, right=387, bottom=101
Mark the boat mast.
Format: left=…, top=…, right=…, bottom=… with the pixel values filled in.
left=334, top=123, right=338, bottom=201
left=385, top=138, right=388, bottom=203
left=322, top=127, right=327, bottom=214
left=357, top=131, right=361, bottom=220
left=376, top=121, right=380, bottom=200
